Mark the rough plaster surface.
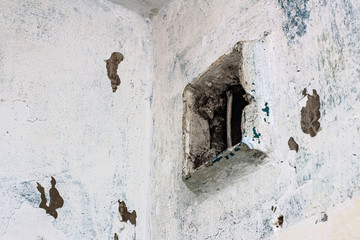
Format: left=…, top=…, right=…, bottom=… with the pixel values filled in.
left=273, top=195, right=360, bottom=240
left=151, top=0, right=360, bottom=239
left=1, top=0, right=360, bottom=239
left=0, top=0, right=153, bottom=239
left=109, top=0, right=173, bottom=18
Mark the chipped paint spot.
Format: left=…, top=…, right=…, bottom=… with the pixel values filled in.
left=288, top=137, right=299, bottom=152
left=118, top=200, right=137, bottom=226
left=105, top=52, right=124, bottom=93
left=36, top=177, right=64, bottom=219
left=252, top=127, right=261, bottom=139
left=262, top=102, right=269, bottom=116
left=301, top=89, right=321, bottom=137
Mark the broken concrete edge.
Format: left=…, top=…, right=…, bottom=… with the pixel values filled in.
left=181, top=41, right=243, bottom=101
left=197, top=141, right=261, bottom=170
left=183, top=141, right=266, bottom=180
left=183, top=141, right=267, bottom=195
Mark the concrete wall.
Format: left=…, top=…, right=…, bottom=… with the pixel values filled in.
left=151, top=0, right=360, bottom=239
left=0, top=0, right=153, bottom=239
left=1, top=0, right=360, bottom=239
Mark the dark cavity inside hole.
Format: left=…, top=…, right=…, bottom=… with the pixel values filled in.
left=204, top=86, right=248, bottom=168
left=231, top=88, right=248, bottom=144
left=183, top=45, right=250, bottom=173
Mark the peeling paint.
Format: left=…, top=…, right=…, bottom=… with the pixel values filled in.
left=288, top=137, right=299, bottom=152
left=105, top=52, right=124, bottom=93
left=262, top=102, right=269, bottom=116
left=118, top=200, right=137, bottom=226
left=36, top=177, right=64, bottom=219
left=301, top=89, right=321, bottom=137
left=252, top=127, right=261, bottom=139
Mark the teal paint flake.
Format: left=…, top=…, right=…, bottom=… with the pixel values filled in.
left=253, top=127, right=261, bottom=139
left=264, top=118, right=267, bottom=122
left=262, top=102, right=269, bottom=116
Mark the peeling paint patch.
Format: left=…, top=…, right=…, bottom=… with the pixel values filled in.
left=105, top=52, right=124, bottom=92
left=301, top=89, right=321, bottom=137
left=36, top=177, right=64, bottom=219
left=262, top=102, right=269, bottom=116
left=288, top=137, right=299, bottom=152
left=252, top=127, right=261, bottom=139
left=118, top=200, right=137, bottom=226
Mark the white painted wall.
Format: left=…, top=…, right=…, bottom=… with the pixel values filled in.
left=0, top=0, right=153, bottom=239
left=151, top=0, right=360, bottom=239
left=1, top=0, right=360, bottom=239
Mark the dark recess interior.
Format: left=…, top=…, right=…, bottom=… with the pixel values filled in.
left=183, top=46, right=249, bottom=172
left=206, top=86, right=248, bottom=166
left=230, top=87, right=248, bottom=145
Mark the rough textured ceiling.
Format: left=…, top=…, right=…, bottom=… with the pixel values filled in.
left=109, top=0, right=173, bottom=18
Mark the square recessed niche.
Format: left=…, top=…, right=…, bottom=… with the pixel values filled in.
left=182, top=43, right=265, bottom=187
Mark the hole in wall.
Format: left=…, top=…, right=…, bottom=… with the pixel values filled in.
left=183, top=43, right=251, bottom=177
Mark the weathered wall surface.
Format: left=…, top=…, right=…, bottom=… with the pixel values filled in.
left=272, top=195, right=360, bottom=240
left=0, top=0, right=153, bottom=239
left=151, top=0, right=360, bottom=239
